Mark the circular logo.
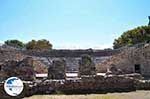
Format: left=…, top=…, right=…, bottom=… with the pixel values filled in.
left=4, top=77, right=24, bottom=96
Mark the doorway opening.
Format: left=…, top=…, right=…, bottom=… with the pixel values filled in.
left=134, top=64, right=141, bottom=73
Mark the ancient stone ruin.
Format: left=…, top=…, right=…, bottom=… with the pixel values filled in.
left=48, top=59, right=66, bottom=79
left=0, top=57, right=36, bottom=81
left=78, top=54, right=96, bottom=77
left=98, top=43, right=150, bottom=76
left=106, top=64, right=123, bottom=75
left=1, top=44, right=150, bottom=98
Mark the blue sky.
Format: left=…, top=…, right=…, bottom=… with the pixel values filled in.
left=0, top=0, right=149, bottom=49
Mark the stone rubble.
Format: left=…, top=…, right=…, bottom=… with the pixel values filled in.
left=0, top=57, right=36, bottom=81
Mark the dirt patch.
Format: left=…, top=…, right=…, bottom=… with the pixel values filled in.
left=24, top=90, right=150, bottom=99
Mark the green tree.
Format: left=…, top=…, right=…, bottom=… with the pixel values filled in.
left=5, top=40, right=25, bottom=48
left=113, top=25, right=150, bottom=49
left=26, top=39, right=52, bottom=50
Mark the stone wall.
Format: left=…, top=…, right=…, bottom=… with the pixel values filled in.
left=35, top=56, right=110, bottom=72
left=0, top=50, right=26, bottom=63
left=0, top=57, right=36, bottom=81
left=33, top=75, right=137, bottom=95
left=97, top=43, right=150, bottom=76
left=24, top=49, right=112, bottom=72
left=22, top=49, right=114, bottom=57
left=1, top=74, right=150, bottom=98
left=0, top=49, right=112, bottom=73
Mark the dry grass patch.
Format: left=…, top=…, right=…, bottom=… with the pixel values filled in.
left=24, top=91, right=150, bottom=99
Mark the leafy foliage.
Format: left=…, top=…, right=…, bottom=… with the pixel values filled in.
left=26, top=39, right=52, bottom=50
left=113, top=26, right=150, bottom=49
left=5, top=40, right=25, bottom=48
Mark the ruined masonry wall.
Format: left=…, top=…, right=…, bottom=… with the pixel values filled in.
left=35, top=56, right=110, bottom=71
left=98, top=43, right=150, bottom=76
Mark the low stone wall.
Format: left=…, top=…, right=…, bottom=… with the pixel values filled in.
left=2, top=75, right=150, bottom=98
left=32, top=75, right=150, bottom=95
left=59, top=76, right=136, bottom=94
left=135, top=80, right=150, bottom=90
left=33, top=75, right=136, bottom=95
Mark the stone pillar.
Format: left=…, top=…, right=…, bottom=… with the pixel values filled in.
left=78, top=54, right=96, bottom=77
left=48, top=59, right=66, bottom=79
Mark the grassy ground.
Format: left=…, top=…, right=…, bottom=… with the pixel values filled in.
left=24, top=90, right=150, bottom=99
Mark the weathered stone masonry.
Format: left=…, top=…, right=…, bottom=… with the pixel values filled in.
left=24, top=49, right=114, bottom=71
left=98, top=43, right=150, bottom=76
